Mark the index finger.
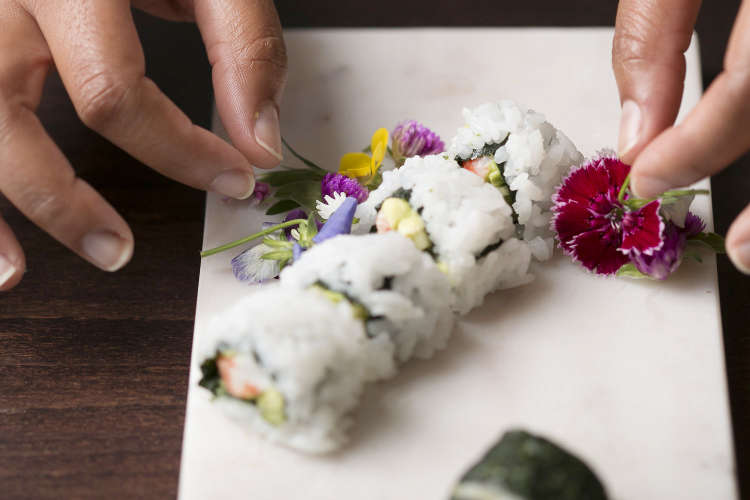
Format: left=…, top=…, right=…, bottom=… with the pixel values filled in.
left=30, top=0, right=258, bottom=200
left=194, top=0, right=288, bottom=168
left=630, top=0, right=750, bottom=198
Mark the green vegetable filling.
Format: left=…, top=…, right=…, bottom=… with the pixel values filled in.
left=198, top=352, right=287, bottom=426
left=311, top=283, right=370, bottom=321
left=457, top=139, right=519, bottom=225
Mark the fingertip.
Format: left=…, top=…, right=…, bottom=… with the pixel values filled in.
left=80, top=228, right=134, bottom=272
left=629, top=171, right=672, bottom=199
left=210, top=169, right=256, bottom=199
left=0, top=252, right=25, bottom=291
left=726, top=206, right=750, bottom=275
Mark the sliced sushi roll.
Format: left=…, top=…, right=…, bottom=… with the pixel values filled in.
left=281, top=232, right=455, bottom=362
left=450, top=429, right=608, bottom=500
left=197, top=286, right=396, bottom=454
left=448, top=101, right=583, bottom=261
left=355, top=154, right=532, bottom=314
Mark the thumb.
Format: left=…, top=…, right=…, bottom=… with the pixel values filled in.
left=612, top=0, right=701, bottom=164
left=195, top=0, right=288, bottom=169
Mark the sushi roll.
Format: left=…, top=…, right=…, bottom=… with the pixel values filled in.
left=197, top=286, right=396, bottom=453
left=281, top=232, right=454, bottom=362
left=448, top=101, right=583, bottom=261
left=450, top=429, right=608, bottom=500
left=355, top=154, right=533, bottom=314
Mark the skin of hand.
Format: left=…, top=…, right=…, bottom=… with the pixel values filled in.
left=0, top=0, right=287, bottom=290
left=613, top=0, right=750, bottom=274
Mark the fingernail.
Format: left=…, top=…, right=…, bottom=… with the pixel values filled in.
left=254, top=101, right=283, bottom=162
left=728, top=241, right=750, bottom=275
left=630, top=175, right=671, bottom=199
left=211, top=170, right=255, bottom=200
left=82, top=230, right=132, bottom=272
left=618, top=100, right=641, bottom=158
left=0, top=254, right=16, bottom=287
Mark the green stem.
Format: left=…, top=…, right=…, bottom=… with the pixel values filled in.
left=661, top=188, right=710, bottom=198
left=200, top=219, right=305, bottom=258
left=618, top=172, right=631, bottom=204
left=281, top=137, right=326, bottom=171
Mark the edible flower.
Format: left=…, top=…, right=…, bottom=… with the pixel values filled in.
left=250, top=181, right=271, bottom=204
left=283, top=208, right=309, bottom=240
left=321, top=172, right=369, bottom=202
left=316, top=192, right=348, bottom=220
left=629, top=212, right=705, bottom=280
left=294, top=197, right=358, bottom=260
left=553, top=155, right=663, bottom=275
left=552, top=153, right=722, bottom=278
left=391, top=120, right=445, bottom=166
left=231, top=223, right=290, bottom=283
left=339, top=128, right=389, bottom=183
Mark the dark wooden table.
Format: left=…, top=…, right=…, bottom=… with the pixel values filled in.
left=1, top=2, right=748, bottom=498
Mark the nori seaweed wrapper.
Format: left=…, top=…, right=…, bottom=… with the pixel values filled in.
left=450, top=429, right=608, bottom=500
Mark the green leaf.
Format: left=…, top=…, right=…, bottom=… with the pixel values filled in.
left=306, top=212, right=319, bottom=238
left=266, top=199, right=300, bottom=215
left=259, top=169, right=326, bottom=187
left=282, top=137, right=326, bottom=171
left=684, top=249, right=704, bottom=263
left=274, top=180, right=323, bottom=213
left=262, top=238, right=293, bottom=249
left=261, top=249, right=293, bottom=261
left=616, top=263, right=651, bottom=279
left=688, top=232, right=726, bottom=253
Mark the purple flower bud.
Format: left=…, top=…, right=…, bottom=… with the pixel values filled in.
left=283, top=208, right=307, bottom=240
left=630, top=223, right=686, bottom=280
left=251, top=182, right=271, bottom=203
left=391, top=120, right=445, bottom=166
left=630, top=212, right=705, bottom=280
left=321, top=173, right=369, bottom=202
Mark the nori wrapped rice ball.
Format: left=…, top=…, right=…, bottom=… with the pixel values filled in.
left=450, top=429, right=608, bottom=500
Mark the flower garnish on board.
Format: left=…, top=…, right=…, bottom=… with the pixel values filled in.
left=339, top=128, right=389, bottom=188
left=552, top=153, right=725, bottom=279
left=293, top=197, right=358, bottom=261
left=391, top=120, right=445, bottom=166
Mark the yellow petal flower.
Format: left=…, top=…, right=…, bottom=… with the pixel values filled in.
left=339, top=152, right=372, bottom=178
left=370, top=127, right=388, bottom=173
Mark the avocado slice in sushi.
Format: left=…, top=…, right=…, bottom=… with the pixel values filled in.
left=451, top=430, right=608, bottom=500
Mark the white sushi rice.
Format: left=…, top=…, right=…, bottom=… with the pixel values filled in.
left=198, top=286, right=396, bottom=453
left=355, top=155, right=532, bottom=314
left=448, top=100, right=583, bottom=258
left=281, top=233, right=455, bottom=361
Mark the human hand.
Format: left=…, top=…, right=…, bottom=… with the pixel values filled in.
left=613, top=0, right=750, bottom=273
left=0, top=0, right=287, bottom=290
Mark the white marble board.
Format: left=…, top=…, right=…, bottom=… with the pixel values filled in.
left=179, top=28, right=737, bottom=499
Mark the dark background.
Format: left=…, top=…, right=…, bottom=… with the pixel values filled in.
left=0, top=1, right=747, bottom=498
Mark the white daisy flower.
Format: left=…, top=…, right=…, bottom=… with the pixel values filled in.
left=316, top=192, right=348, bottom=220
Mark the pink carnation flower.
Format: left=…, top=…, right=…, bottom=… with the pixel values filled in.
left=552, top=155, right=664, bottom=275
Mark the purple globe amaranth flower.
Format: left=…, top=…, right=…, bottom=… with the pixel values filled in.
left=391, top=120, right=445, bottom=166
left=552, top=154, right=664, bottom=275
left=321, top=173, right=369, bottom=202
left=630, top=211, right=705, bottom=280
